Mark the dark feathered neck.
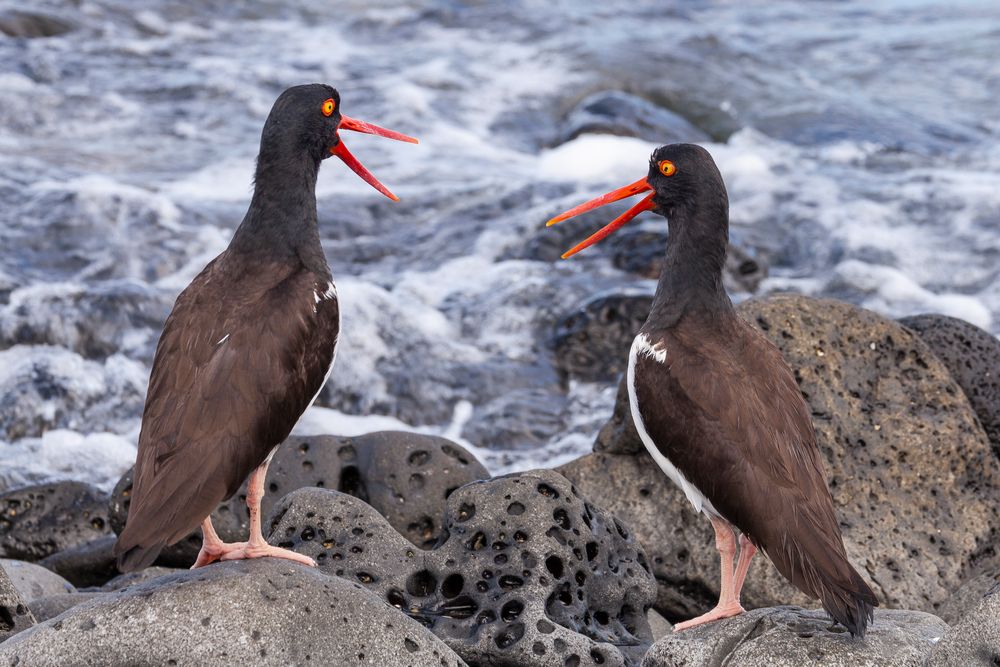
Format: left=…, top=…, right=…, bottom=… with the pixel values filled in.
left=647, top=187, right=733, bottom=328
left=228, top=145, right=330, bottom=279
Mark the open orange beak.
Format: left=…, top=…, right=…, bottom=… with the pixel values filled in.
left=331, top=115, right=419, bottom=202
left=545, top=177, right=655, bottom=259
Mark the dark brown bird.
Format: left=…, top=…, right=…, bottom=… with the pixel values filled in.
left=546, top=144, right=877, bottom=635
left=113, top=84, right=417, bottom=572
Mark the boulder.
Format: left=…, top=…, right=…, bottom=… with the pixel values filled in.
left=100, top=567, right=184, bottom=592
left=642, top=606, right=948, bottom=667
left=268, top=469, right=657, bottom=666
left=109, top=432, right=489, bottom=565
left=0, top=560, right=74, bottom=602
left=552, top=293, right=652, bottom=383
left=39, top=535, right=118, bottom=588
left=936, top=569, right=1000, bottom=624
left=563, top=295, right=1000, bottom=619
left=0, top=10, right=75, bottom=38
left=899, top=313, right=1000, bottom=455
left=928, top=583, right=1000, bottom=666
left=28, top=593, right=103, bottom=622
left=0, top=482, right=111, bottom=561
left=0, top=563, right=35, bottom=643
left=558, top=91, right=710, bottom=146
left=0, top=560, right=467, bottom=666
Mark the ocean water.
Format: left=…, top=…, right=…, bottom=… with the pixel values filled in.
left=1, top=0, right=997, bottom=492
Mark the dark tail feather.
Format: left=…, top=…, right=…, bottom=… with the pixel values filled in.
left=114, top=538, right=167, bottom=573
left=816, top=566, right=878, bottom=638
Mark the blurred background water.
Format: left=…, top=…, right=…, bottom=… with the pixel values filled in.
left=0, top=0, right=997, bottom=490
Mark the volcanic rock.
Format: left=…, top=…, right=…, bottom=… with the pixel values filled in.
left=0, top=560, right=74, bottom=602
left=38, top=535, right=118, bottom=588
left=0, top=564, right=34, bottom=643
left=0, top=481, right=111, bottom=562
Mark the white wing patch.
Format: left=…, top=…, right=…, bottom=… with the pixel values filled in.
left=627, top=334, right=718, bottom=517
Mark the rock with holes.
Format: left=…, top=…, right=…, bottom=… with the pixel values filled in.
left=561, top=295, right=1000, bottom=621
left=0, top=560, right=74, bottom=602
left=267, top=469, right=657, bottom=667
left=0, top=562, right=35, bottom=643
left=899, top=313, right=1000, bottom=455
left=928, top=582, right=1000, bottom=666
left=109, top=431, right=489, bottom=566
left=38, top=535, right=118, bottom=588
left=0, top=482, right=111, bottom=562
left=642, top=606, right=948, bottom=667
left=553, top=293, right=653, bottom=383
left=0, top=560, right=467, bottom=666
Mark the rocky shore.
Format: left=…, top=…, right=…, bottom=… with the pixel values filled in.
left=1, top=295, right=998, bottom=665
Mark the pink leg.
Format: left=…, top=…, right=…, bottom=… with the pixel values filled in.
left=732, top=533, right=758, bottom=598
left=674, top=516, right=746, bottom=631
left=191, top=461, right=315, bottom=569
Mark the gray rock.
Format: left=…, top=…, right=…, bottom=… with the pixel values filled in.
left=0, top=563, right=35, bottom=643
left=899, top=313, right=1000, bottom=455
left=28, top=593, right=103, bottom=622
left=558, top=91, right=710, bottom=146
left=110, top=432, right=489, bottom=565
left=642, top=606, right=948, bottom=667
left=553, top=293, right=652, bottom=383
left=100, top=567, right=184, bottom=592
left=647, top=609, right=672, bottom=641
left=268, top=469, right=657, bottom=666
left=0, top=481, right=112, bottom=561
left=38, top=535, right=118, bottom=588
left=593, top=376, right=643, bottom=455
left=929, top=583, right=1000, bottom=666
left=0, top=10, right=75, bottom=38
left=0, top=560, right=467, bottom=666
left=0, top=560, right=74, bottom=602
left=566, top=295, right=1000, bottom=620
left=938, top=570, right=1000, bottom=624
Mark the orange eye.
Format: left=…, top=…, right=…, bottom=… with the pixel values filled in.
left=321, top=99, right=336, bottom=117
left=658, top=160, right=677, bottom=177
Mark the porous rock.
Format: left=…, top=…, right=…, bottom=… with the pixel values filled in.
left=0, top=563, right=35, bottom=643
left=899, top=313, right=1000, bottom=455
left=0, top=560, right=74, bottom=602
left=38, top=535, right=118, bottom=588
left=28, top=593, right=103, bottom=622
left=928, top=583, right=1000, bottom=666
left=642, top=606, right=949, bottom=667
left=553, top=293, right=652, bottom=383
left=565, top=295, right=1000, bottom=619
left=0, top=560, right=467, bottom=666
left=110, top=432, right=488, bottom=565
left=0, top=482, right=111, bottom=561
left=267, top=469, right=657, bottom=666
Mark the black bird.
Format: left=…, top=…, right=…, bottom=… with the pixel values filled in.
left=546, top=144, right=877, bottom=635
left=114, top=84, right=417, bottom=572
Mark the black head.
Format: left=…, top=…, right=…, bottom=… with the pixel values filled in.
left=545, top=142, right=728, bottom=258
left=257, top=84, right=418, bottom=200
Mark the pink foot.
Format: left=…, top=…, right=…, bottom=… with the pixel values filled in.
left=218, top=543, right=316, bottom=567
left=673, top=601, right=746, bottom=631
left=190, top=541, right=248, bottom=569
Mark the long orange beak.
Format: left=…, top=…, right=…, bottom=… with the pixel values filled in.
left=331, top=114, right=419, bottom=201
left=545, top=177, right=654, bottom=259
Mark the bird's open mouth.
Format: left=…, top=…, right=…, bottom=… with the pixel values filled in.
left=545, top=177, right=655, bottom=259
left=331, top=115, right=419, bottom=202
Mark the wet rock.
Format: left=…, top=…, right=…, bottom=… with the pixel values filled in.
left=0, top=564, right=35, bottom=643
left=0, top=560, right=467, bottom=666
left=928, top=583, right=1000, bottom=666
left=0, top=346, right=146, bottom=440
left=0, top=10, right=75, bottom=38
left=642, top=606, right=948, bottom=667
left=552, top=292, right=652, bottom=383
left=937, top=570, right=1000, bottom=624
left=38, top=536, right=118, bottom=588
left=899, top=313, right=1000, bottom=455
left=0, top=482, right=112, bottom=562
left=28, top=593, right=103, bottom=622
left=558, top=91, right=710, bottom=146
left=0, top=560, right=74, bottom=602
left=268, top=469, right=656, bottom=666
left=593, top=376, right=643, bottom=455
left=110, top=432, right=489, bottom=565
left=0, top=281, right=169, bottom=360
left=562, top=294, right=1000, bottom=620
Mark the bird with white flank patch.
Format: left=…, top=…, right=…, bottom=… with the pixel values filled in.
left=546, top=144, right=878, bottom=636
left=113, top=85, right=417, bottom=572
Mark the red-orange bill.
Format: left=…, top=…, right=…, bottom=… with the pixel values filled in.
left=339, top=115, right=419, bottom=144
left=330, top=140, right=400, bottom=202
left=545, top=177, right=654, bottom=258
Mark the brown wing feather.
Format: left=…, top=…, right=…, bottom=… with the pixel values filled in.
left=633, top=313, right=876, bottom=634
left=114, top=255, right=339, bottom=570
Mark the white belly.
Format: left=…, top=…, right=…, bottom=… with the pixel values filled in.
left=627, top=334, right=717, bottom=516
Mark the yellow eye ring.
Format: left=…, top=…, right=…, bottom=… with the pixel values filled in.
left=322, top=99, right=336, bottom=117
left=658, top=160, right=677, bottom=177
